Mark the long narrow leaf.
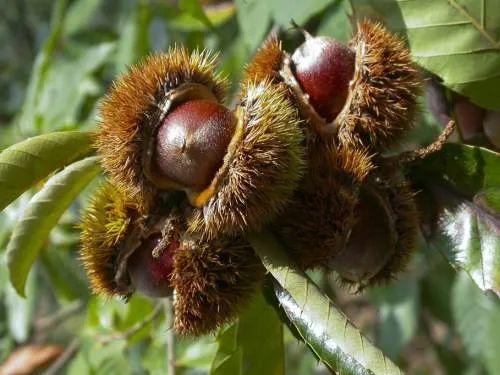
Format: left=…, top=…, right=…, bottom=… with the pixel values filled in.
left=0, top=131, right=94, bottom=211
left=248, top=231, right=402, bottom=375
left=6, top=156, right=101, bottom=296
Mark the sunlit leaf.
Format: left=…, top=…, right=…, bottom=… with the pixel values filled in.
left=248, top=231, right=403, bottom=375
left=0, top=131, right=94, bottom=211
left=350, top=0, right=500, bottom=110
left=6, top=156, right=101, bottom=296
left=413, top=144, right=500, bottom=295
left=210, top=291, right=284, bottom=375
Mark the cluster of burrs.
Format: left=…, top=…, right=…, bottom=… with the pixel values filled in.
left=80, top=20, right=454, bottom=336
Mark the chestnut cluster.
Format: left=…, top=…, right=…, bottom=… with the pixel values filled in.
left=80, top=21, right=454, bottom=336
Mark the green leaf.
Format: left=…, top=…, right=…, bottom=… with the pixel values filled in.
left=234, top=0, right=271, bottom=51
left=412, top=144, right=500, bottom=295
left=36, top=42, right=115, bottom=132
left=210, top=291, right=285, bottom=375
left=179, top=0, right=213, bottom=29
left=62, top=0, right=103, bottom=36
left=17, top=0, right=68, bottom=134
left=40, top=247, right=90, bottom=302
left=4, top=269, right=37, bottom=343
left=268, top=0, right=334, bottom=28
left=6, top=156, right=101, bottom=296
left=248, top=231, right=403, bottom=375
left=350, top=0, right=500, bottom=110
left=452, top=272, right=500, bottom=374
left=0, top=131, right=94, bottom=211
left=370, top=278, right=419, bottom=360
left=317, top=0, right=353, bottom=43
left=114, top=1, right=151, bottom=74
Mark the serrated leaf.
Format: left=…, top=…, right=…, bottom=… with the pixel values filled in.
left=412, top=144, right=500, bottom=295
left=6, top=156, right=101, bottom=296
left=350, top=0, right=500, bottom=110
left=210, top=291, right=284, bottom=375
left=452, top=272, right=500, bottom=374
left=248, top=231, right=402, bottom=375
left=0, top=131, right=94, bottom=211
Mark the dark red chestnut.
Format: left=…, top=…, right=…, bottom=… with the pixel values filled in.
left=291, top=35, right=355, bottom=122
left=154, top=99, right=237, bottom=192
left=128, top=233, right=179, bottom=298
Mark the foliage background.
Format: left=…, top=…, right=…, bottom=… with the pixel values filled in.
left=0, top=0, right=499, bottom=374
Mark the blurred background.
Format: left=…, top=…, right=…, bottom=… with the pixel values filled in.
left=0, top=0, right=498, bottom=374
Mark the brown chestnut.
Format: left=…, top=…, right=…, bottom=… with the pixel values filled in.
left=154, top=99, right=237, bottom=192
left=291, top=35, right=355, bottom=122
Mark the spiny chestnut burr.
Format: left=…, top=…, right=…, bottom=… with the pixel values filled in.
left=329, top=186, right=397, bottom=284
left=79, top=182, right=178, bottom=298
left=244, top=21, right=444, bottom=289
left=245, top=20, right=422, bottom=151
left=80, top=181, right=264, bottom=335
left=98, top=47, right=305, bottom=237
left=98, top=47, right=228, bottom=210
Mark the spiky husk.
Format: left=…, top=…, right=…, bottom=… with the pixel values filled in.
left=334, top=171, right=419, bottom=290
left=368, top=175, right=419, bottom=285
left=79, top=182, right=144, bottom=297
left=172, top=235, right=264, bottom=335
left=97, top=47, right=228, bottom=208
left=188, top=80, right=305, bottom=238
left=243, top=36, right=284, bottom=84
left=275, top=144, right=373, bottom=270
left=336, top=20, right=422, bottom=151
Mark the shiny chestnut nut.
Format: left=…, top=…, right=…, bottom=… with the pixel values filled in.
left=154, top=99, right=237, bottom=192
left=291, top=34, right=355, bottom=122
left=128, top=233, right=178, bottom=298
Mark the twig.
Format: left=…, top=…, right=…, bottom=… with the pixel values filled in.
left=37, top=301, right=85, bottom=332
left=165, top=298, right=176, bottom=375
left=398, top=119, right=456, bottom=163
left=97, top=303, right=163, bottom=345
left=42, top=338, right=79, bottom=375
